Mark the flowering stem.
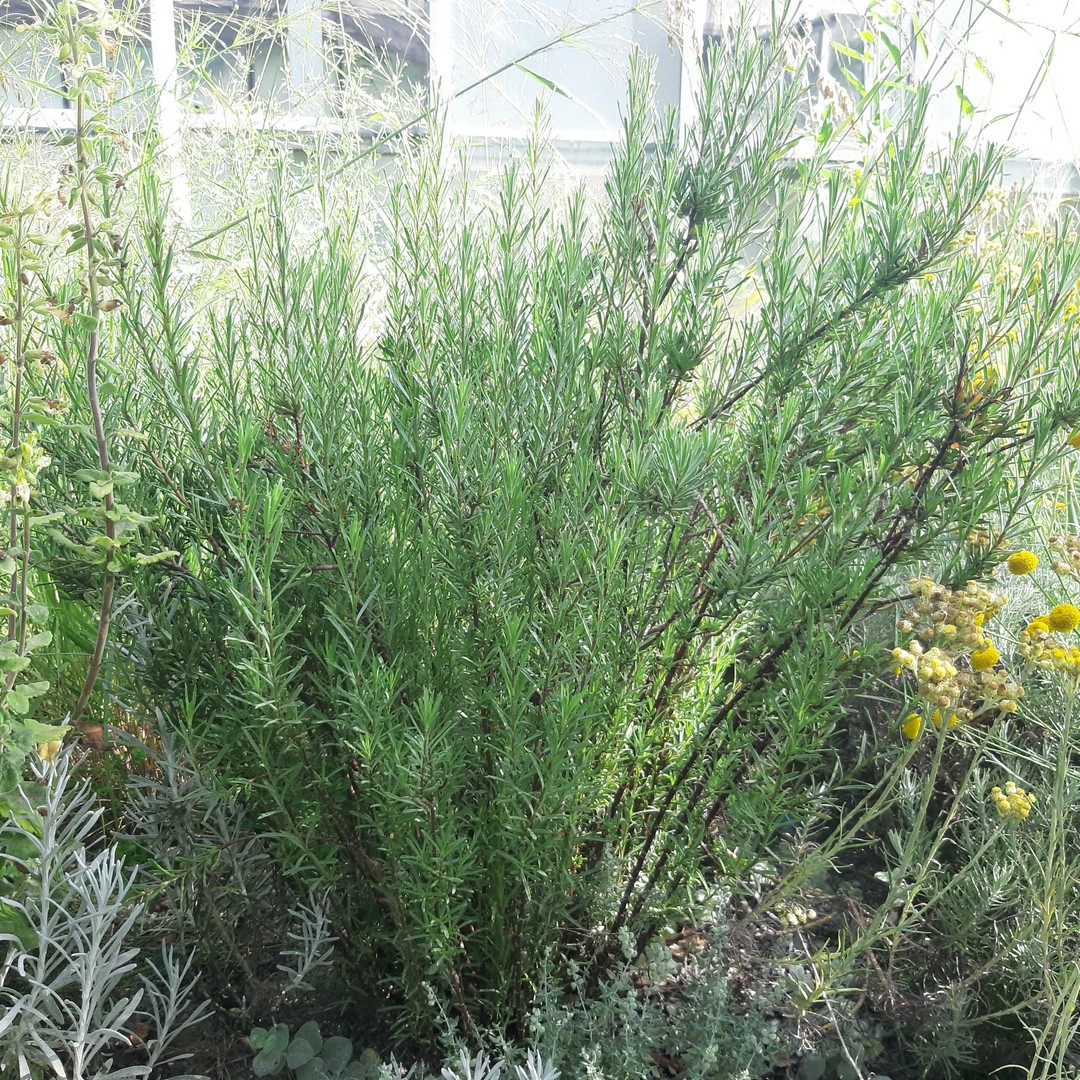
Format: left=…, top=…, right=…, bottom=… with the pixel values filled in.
left=6, top=226, right=24, bottom=662
left=1040, top=679, right=1074, bottom=992
left=833, top=723, right=955, bottom=979
left=67, top=25, right=116, bottom=727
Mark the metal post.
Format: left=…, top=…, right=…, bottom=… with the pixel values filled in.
left=149, top=0, right=192, bottom=223
left=287, top=0, right=326, bottom=115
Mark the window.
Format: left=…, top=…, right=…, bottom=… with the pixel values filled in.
left=174, top=0, right=290, bottom=113
left=0, top=0, right=67, bottom=111
left=324, top=0, right=428, bottom=117
left=704, top=1, right=870, bottom=137
left=434, top=0, right=684, bottom=154
left=0, top=0, right=429, bottom=129
left=0, top=0, right=885, bottom=146
left=0, top=0, right=158, bottom=128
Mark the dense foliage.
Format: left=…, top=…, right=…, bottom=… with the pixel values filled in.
left=4, top=2, right=1080, bottom=1076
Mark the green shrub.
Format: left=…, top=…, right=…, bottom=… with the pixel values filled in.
left=526, top=915, right=781, bottom=1080
left=31, top=9, right=1080, bottom=1058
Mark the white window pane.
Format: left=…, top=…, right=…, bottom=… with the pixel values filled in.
left=174, top=0, right=289, bottom=111
left=324, top=0, right=428, bottom=118
left=438, top=0, right=684, bottom=142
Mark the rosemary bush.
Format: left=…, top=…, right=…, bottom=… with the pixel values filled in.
left=22, top=6, right=1080, bottom=1066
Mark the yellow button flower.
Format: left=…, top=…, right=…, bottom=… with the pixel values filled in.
left=1006, top=550, right=1038, bottom=575
left=971, top=644, right=999, bottom=671
left=1048, top=604, right=1080, bottom=632
left=902, top=713, right=923, bottom=739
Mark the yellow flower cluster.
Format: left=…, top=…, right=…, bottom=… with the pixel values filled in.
left=778, top=902, right=818, bottom=927
left=1062, top=275, right=1080, bottom=328
left=893, top=577, right=1023, bottom=735
left=976, top=187, right=1006, bottom=219
left=1049, top=604, right=1080, bottom=632
left=991, top=781, right=1035, bottom=821
left=1049, top=534, right=1080, bottom=580
left=892, top=643, right=958, bottom=702
left=903, top=709, right=962, bottom=739
left=1018, top=606, right=1080, bottom=677
left=995, top=262, right=1026, bottom=286
left=896, top=577, right=1006, bottom=650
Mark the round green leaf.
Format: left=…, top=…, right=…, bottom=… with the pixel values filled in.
left=287, top=1039, right=316, bottom=1069
left=321, top=1036, right=353, bottom=1072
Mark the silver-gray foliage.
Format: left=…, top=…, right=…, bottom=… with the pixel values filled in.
left=277, top=892, right=338, bottom=992
left=440, top=1049, right=558, bottom=1080
left=0, top=747, right=209, bottom=1080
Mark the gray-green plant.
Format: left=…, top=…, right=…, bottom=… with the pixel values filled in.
left=276, top=892, right=337, bottom=992
left=440, top=1048, right=557, bottom=1080
left=525, top=916, right=780, bottom=1080
left=0, top=746, right=208, bottom=1079
left=251, top=1031, right=559, bottom=1080
left=115, top=723, right=289, bottom=1007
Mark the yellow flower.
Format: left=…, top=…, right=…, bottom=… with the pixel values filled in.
left=1006, top=551, right=1038, bottom=575
left=1048, top=604, right=1080, bottom=632
left=991, top=781, right=1035, bottom=821
left=971, top=644, right=999, bottom=671
left=931, top=709, right=960, bottom=729
left=1068, top=432, right=1080, bottom=449
left=902, top=713, right=923, bottom=739
left=1026, top=616, right=1051, bottom=635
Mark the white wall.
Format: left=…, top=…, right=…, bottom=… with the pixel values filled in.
left=956, top=0, right=1080, bottom=164
left=431, top=0, right=685, bottom=142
